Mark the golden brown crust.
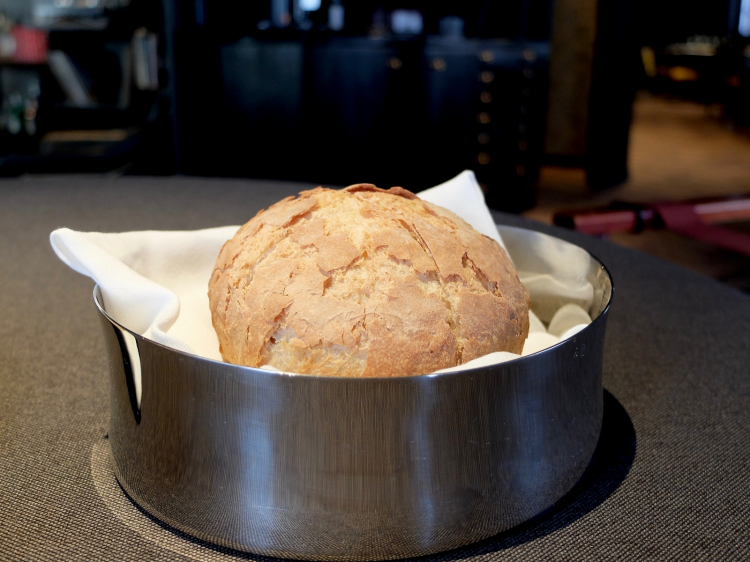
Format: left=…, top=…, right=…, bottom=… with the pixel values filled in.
left=343, top=184, right=418, bottom=200
left=208, top=185, right=529, bottom=377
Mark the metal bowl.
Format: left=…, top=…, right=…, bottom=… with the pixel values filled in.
left=94, top=227, right=613, bottom=561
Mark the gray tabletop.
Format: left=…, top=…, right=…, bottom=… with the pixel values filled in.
left=1, top=175, right=748, bottom=561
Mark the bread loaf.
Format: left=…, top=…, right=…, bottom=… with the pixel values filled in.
left=208, top=184, right=529, bottom=377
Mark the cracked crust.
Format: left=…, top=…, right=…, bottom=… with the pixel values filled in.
left=208, top=185, right=529, bottom=377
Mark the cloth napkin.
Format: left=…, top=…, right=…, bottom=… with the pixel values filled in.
left=51, top=170, right=594, bottom=378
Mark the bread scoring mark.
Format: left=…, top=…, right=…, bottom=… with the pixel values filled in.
left=248, top=237, right=282, bottom=281
left=286, top=209, right=315, bottom=228
left=388, top=255, right=413, bottom=268
left=392, top=218, right=464, bottom=366
left=261, top=195, right=318, bottom=228
left=385, top=186, right=419, bottom=200
left=215, top=194, right=315, bottom=277
left=462, top=253, right=500, bottom=295
left=289, top=217, right=361, bottom=273
left=420, top=203, right=440, bottom=218
left=316, top=235, right=362, bottom=273
left=344, top=184, right=418, bottom=200
left=213, top=197, right=316, bottom=280
left=419, top=199, right=461, bottom=229
left=238, top=220, right=264, bottom=246
left=370, top=220, right=436, bottom=274
left=289, top=218, right=324, bottom=247
left=343, top=183, right=377, bottom=193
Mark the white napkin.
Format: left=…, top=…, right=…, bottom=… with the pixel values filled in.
left=418, top=170, right=507, bottom=252
left=51, top=227, right=237, bottom=359
left=51, top=171, right=595, bottom=379
left=498, top=226, right=594, bottom=323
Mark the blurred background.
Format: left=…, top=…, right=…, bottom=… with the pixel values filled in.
left=1, top=0, right=749, bottom=290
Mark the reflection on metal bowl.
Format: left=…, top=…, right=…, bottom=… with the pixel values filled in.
left=94, top=227, right=613, bottom=561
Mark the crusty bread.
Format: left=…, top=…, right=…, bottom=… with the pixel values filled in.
left=208, top=184, right=529, bottom=377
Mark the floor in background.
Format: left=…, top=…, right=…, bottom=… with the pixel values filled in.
left=524, top=92, right=750, bottom=293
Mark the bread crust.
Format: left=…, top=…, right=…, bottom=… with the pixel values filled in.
left=208, top=185, right=529, bottom=377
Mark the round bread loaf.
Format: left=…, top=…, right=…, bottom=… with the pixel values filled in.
left=208, top=184, right=529, bottom=377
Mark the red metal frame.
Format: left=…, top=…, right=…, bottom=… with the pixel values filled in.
left=553, top=196, right=750, bottom=257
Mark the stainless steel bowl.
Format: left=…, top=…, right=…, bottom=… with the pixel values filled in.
left=94, top=227, right=613, bottom=561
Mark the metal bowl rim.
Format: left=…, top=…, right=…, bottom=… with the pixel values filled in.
left=92, top=227, right=614, bottom=382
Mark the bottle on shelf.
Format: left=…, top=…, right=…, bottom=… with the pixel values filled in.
left=328, top=0, right=344, bottom=32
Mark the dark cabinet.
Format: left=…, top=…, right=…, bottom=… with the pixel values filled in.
left=221, top=39, right=304, bottom=133
left=307, top=38, right=425, bottom=186
left=309, top=39, right=401, bottom=144
left=470, top=43, right=549, bottom=210
left=217, top=39, right=304, bottom=177
left=421, top=39, right=483, bottom=187
left=209, top=36, right=548, bottom=210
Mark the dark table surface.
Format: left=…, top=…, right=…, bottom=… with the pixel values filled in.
left=1, top=175, right=748, bottom=561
